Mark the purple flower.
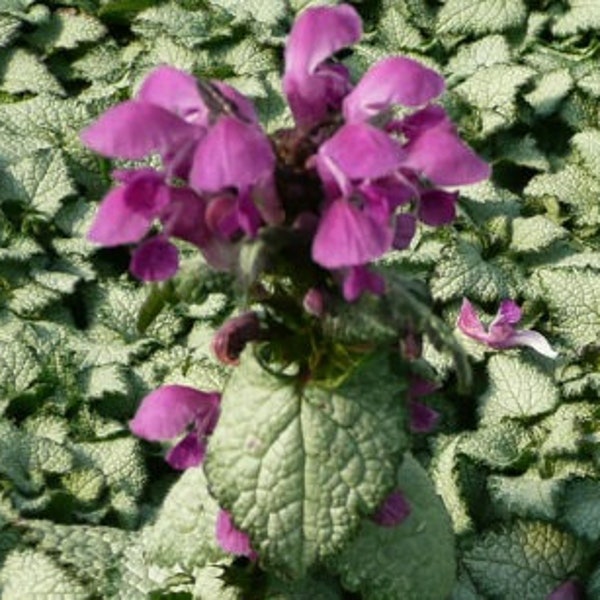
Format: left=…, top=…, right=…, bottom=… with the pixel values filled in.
left=457, top=298, right=558, bottom=359
left=212, top=312, right=261, bottom=366
left=372, top=490, right=411, bottom=527
left=129, top=385, right=220, bottom=470
left=283, top=4, right=362, bottom=128
left=81, top=66, right=207, bottom=176
left=408, top=377, right=440, bottom=434
left=546, top=580, right=583, bottom=600
left=342, top=265, right=385, bottom=302
left=216, top=509, right=257, bottom=560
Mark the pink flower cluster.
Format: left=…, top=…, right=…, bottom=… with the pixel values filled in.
left=82, top=3, right=488, bottom=302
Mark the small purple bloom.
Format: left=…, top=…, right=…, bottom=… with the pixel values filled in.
left=216, top=509, right=257, bottom=560
left=283, top=4, right=362, bottom=127
left=457, top=298, right=558, bottom=358
left=129, top=385, right=220, bottom=470
left=546, top=580, right=583, bottom=600
left=372, top=490, right=411, bottom=527
left=212, top=312, right=261, bottom=366
left=129, top=235, right=179, bottom=282
left=87, top=169, right=168, bottom=247
left=408, top=376, right=440, bottom=434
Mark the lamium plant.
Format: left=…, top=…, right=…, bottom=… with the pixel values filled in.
left=3, top=0, right=600, bottom=596
left=75, top=3, right=563, bottom=598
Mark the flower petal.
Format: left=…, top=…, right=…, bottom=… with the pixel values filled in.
left=129, top=384, right=220, bottom=441
left=418, top=189, right=457, bottom=226
left=409, top=400, right=440, bottom=433
left=342, top=265, right=385, bottom=302
left=317, top=123, right=405, bottom=185
left=130, top=235, right=179, bottom=281
left=190, top=117, right=274, bottom=193
left=508, top=330, right=558, bottom=359
left=343, top=57, right=445, bottom=122
left=372, top=490, right=411, bottom=527
left=137, top=66, right=208, bottom=124
left=495, top=299, right=522, bottom=325
left=312, top=200, right=392, bottom=268
left=547, top=580, right=583, bottom=600
left=81, top=101, right=196, bottom=160
left=283, top=5, right=361, bottom=127
left=161, top=187, right=209, bottom=248
left=457, top=298, right=488, bottom=342
left=216, top=510, right=257, bottom=560
left=404, top=125, right=491, bottom=186
left=212, top=81, right=259, bottom=123
left=392, top=213, right=416, bottom=250
left=166, top=433, right=205, bottom=470
left=88, top=186, right=153, bottom=246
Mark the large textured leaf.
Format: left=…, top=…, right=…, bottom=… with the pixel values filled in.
left=430, top=239, right=511, bottom=302
left=143, top=467, right=225, bottom=569
left=332, top=454, right=455, bottom=600
left=479, top=354, right=559, bottom=423
left=0, top=549, right=88, bottom=599
left=437, top=0, right=527, bottom=35
left=462, top=521, right=584, bottom=599
left=205, top=351, right=408, bottom=578
left=535, top=268, right=600, bottom=348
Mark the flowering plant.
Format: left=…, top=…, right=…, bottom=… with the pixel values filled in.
left=78, top=3, right=497, bottom=593
left=1, top=0, right=597, bottom=597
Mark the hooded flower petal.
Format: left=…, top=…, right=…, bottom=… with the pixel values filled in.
left=343, top=57, right=445, bottom=122
left=129, top=385, right=221, bottom=441
left=190, top=117, right=275, bottom=193
left=130, top=235, right=179, bottom=281
left=216, top=510, right=257, bottom=560
left=283, top=4, right=362, bottom=127
left=81, top=101, right=198, bottom=160
left=403, top=123, right=491, bottom=186
left=137, top=65, right=208, bottom=124
left=312, top=199, right=393, bottom=268
left=372, top=490, right=411, bottom=527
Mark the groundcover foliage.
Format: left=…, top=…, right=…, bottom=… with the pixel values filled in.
left=0, top=0, right=599, bottom=598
